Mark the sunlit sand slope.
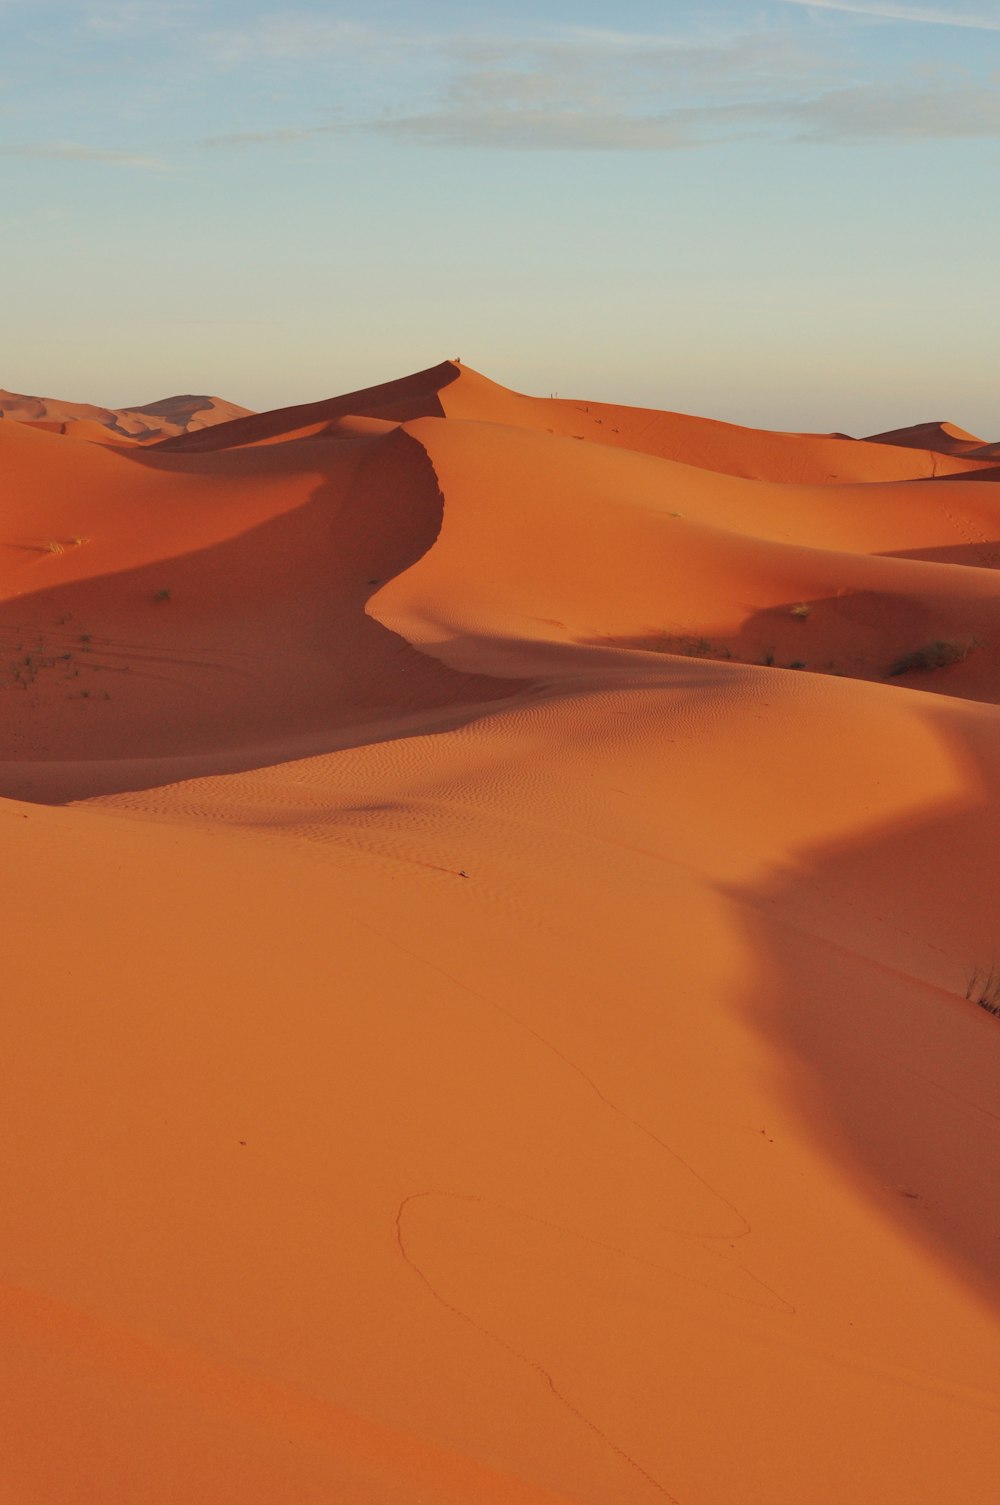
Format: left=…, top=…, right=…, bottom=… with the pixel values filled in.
left=2, top=363, right=999, bottom=1504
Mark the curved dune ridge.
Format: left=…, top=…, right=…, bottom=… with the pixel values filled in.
left=3, top=361, right=1000, bottom=1504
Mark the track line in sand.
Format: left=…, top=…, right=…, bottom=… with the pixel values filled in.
left=327, top=894, right=755, bottom=1242
left=394, top=1191, right=685, bottom=1505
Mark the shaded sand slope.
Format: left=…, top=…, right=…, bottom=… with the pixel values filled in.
left=0, top=419, right=520, bottom=799
left=3, top=364, right=1000, bottom=1503
left=153, top=360, right=465, bottom=451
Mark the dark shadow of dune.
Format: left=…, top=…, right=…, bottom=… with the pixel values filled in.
left=0, top=426, right=529, bottom=803
left=727, top=701, right=1000, bottom=1307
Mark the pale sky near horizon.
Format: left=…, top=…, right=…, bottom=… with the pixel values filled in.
left=2, top=0, right=998, bottom=435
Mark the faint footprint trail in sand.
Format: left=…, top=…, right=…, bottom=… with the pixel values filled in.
left=394, top=1191, right=685, bottom=1505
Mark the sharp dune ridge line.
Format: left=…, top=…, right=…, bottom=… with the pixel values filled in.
left=2, top=360, right=1000, bottom=1504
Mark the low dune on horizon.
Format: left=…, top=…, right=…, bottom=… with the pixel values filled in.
left=3, top=358, right=1000, bottom=1504
left=0, top=387, right=253, bottom=444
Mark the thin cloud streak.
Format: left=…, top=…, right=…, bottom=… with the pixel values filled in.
left=0, top=141, right=170, bottom=168
left=369, top=80, right=1000, bottom=150
left=777, top=0, right=1000, bottom=30
left=199, top=124, right=343, bottom=148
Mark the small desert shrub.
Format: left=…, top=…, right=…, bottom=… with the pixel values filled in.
left=967, top=969, right=1000, bottom=1017
left=887, top=640, right=973, bottom=677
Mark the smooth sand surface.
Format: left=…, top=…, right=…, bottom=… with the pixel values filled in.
left=3, top=362, right=999, bottom=1503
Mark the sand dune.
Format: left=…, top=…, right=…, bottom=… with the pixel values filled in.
left=865, top=419, right=987, bottom=454
left=159, top=361, right=992, bottom=482
left=0, top=386, right=252, bottom=443
left=3, top=362, right=1000, bottom=1503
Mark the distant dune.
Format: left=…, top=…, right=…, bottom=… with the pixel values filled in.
left=864, top=419, right=988, bottom=455
left=3, top=361, right=999, bottom=1505
left=0, top=386, right=252, bottom=443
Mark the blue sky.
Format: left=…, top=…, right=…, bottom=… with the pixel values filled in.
left=2, top=0, right=998, bottom=435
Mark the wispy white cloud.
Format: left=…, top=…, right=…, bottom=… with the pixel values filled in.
left=776, top=0, right=1000, bottom=30
left=199, top=123, right=343, bottom=148
left=359, top=23, right=1000, bottom=150
left=368, top=109, right=696, bottom=152
left=10, top=13, right=997, bottom=161
left=371, top=79, right=1000, bottom=150
left=0, top=141, right=170, bottom=168
left=189, top=22, right=833, bottom=152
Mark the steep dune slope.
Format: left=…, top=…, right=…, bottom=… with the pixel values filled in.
left=3, top=364, right=1000, bottom=1504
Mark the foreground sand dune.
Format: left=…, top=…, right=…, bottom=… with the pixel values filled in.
left=3, top=363, right=999, bottom=1503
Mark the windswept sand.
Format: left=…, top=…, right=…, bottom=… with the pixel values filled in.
left=3, top=362, right=1000, bottom=1504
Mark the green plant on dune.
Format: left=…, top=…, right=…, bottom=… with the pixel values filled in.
left=966, top=968, right=1000, bottom=1018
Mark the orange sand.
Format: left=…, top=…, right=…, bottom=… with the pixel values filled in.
left=3, top=362, right=999, bottom=1504
left=0, top=388, right=251, bottom=443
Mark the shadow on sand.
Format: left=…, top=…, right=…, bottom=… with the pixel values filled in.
left=0, top=425, right=527, bottom=804
left=730, top=696, right=1000, bottom=1307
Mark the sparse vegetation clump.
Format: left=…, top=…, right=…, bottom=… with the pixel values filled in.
left=886, top=640, right=975, bottom=677
left=967, top=969, right=1000, bottom=1018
